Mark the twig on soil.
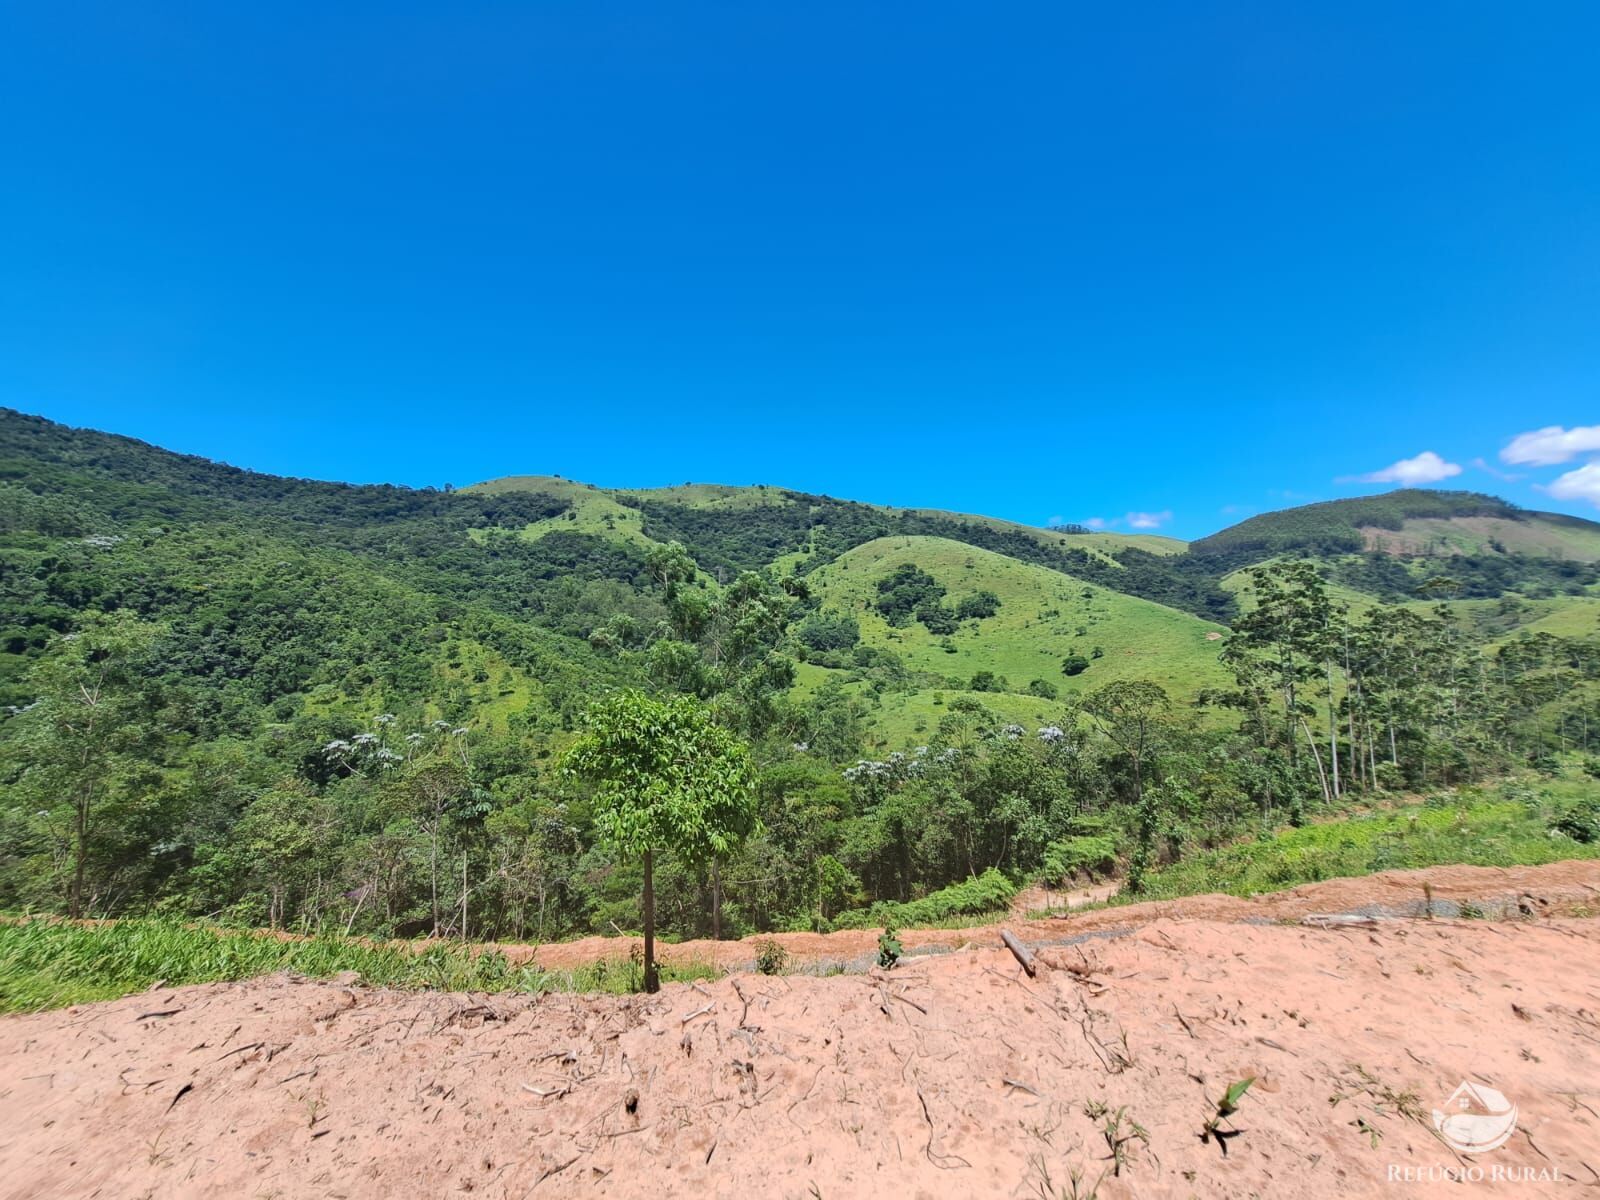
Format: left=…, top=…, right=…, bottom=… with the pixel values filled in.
left=917, top=1087, right=972, bottom=1169
left=534, top=1154, right=582, bottom=1187
left=681, top=1002, right=717, bottom=1025
left=786, top=1065, right=825, bottom=1130
left=889, top=990, right=928, bottom=1015
left=521, top=1082, right=573, bottom=1099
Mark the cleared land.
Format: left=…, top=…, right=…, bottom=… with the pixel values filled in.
left=2, top=861, right=1595, bottom=1199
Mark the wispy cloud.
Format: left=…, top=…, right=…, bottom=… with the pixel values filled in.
left=1546, top=463, right=1600, bottom=507
left=1469, top=456, right=1523, bottom=483
left=1068, top=512, right=1171, bottom=531
left=1126, top=510, right=1172, bottom=530
left=1339, top=450, right=1462, bottom=486
left=1502, top=425, right=1600, bottom=466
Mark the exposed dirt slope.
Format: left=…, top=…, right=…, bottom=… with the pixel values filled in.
left=3, top=864, right=1599, bottom=1198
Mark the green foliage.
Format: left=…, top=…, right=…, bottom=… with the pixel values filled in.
left=1552, top=797, right=1600, bottom=843
left=968, top=670, right=1006, bottom=693
left=1125, top=779, right=1600, bottom=902
left=1061, top=653, right=1090, bottom=677
left=796, top=610, right=861, bottom=653
left=563, top=691, right=759, bottom=864
left=874, top=563, right=947, bottom=627
left=876, top=926, right=901, bottom=969
left=956, top=590, right=1001, bottom=620
left=833, top=868, right=1017, bottom=930
left=1202, top=1077, right=1255, bottom=1149
left=754, top=937, right=789, bottom=975
left=5, top=409, right=1600, bottom=969
left=1041, top=833, right=1120, bottom=883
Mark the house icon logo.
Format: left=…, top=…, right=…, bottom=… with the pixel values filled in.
left=1432, top=1081, right=1518, bottom=1154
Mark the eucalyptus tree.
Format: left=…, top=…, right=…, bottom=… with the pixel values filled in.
left=563, top=691, right=758, bottom=991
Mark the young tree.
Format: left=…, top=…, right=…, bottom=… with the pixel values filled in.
left=1084, top=679, right=1170, bottom=808
left=8, top=613, right=159, bottom=918
left=563, top=691, right=758, bottom=991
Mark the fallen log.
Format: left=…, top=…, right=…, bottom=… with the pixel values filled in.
left=1300, top=914, right=1382, bottom=929
left=999, top=928, right=1037, bottom=977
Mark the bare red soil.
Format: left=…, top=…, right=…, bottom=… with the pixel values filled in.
left=2, top=861, right=1598, bottom=1198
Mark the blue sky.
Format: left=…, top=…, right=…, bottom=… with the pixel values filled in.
left=2, top=2, right=1597, bottom=539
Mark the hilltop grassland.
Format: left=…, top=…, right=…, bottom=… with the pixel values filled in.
left=1361, top=513, right=1600, bottom=560
left=806, top=535, right=1229, bottom=698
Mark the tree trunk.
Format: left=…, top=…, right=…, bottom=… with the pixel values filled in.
left=1326, top=661, right=1341, bottom=800
left=711, top=858, right=722, bottom=941
left=430, top=828, right=440, bottom=937
left=1299, top=717, right=1332, bottom=806
left=643, top=848, right=659, bottom=994
left=71, top=793, right=89, bottom=920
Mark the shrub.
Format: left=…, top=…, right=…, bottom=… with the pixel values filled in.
left=956, top=590, right=1001, bottom=620
left=917, top=603, right=960, bottom=634
left=1041, top=834, right=1119, bottom=883
left=796, top=611, right=860, bottom=652
left=969, top=670, right=1006, bottom=693
left=754, top=938, right=789, bottom=975
left=875, top=564, right=945, bottom=626
left=1552, top=799, right=1600, bottom=844
left=1061, top=654, right=1090, bottom=677
left=877, top=927, right=901, bottom=969
left=1026, top=678, right=1058, bottom=699
left=832, top=868, right=1017, bottom=930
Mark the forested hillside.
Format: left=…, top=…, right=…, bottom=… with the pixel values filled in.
left=2, top=408, right=1598, bottom=946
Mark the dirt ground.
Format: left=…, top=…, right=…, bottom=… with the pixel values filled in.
left=2, top=862, right=1598, bottom=1199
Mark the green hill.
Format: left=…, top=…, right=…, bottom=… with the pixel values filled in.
left=1192, top=489, right=1600, bottom=561
left=802, top=535, right=1227, bottom=710
left=5, top=407, right=1600, bottom=953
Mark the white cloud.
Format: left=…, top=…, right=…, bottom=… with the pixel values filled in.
left=1546, top=463, right=1600, bottom=507
left=1501, top=425, right=1600, bottom=466
left=1126, top=510, right=1172, bottom=530
left=1345, top=450, right=1462, bottom=486
left=1068, top=511, right=1172, bottom=531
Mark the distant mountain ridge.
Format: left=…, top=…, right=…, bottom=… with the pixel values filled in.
left=1192, top=489, right=1600, bottom=563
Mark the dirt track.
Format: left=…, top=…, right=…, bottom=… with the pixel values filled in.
left=2, top=861, right=1598, bottom=1198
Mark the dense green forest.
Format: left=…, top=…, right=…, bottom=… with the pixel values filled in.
left=2, top=408, right=1598, bottom=945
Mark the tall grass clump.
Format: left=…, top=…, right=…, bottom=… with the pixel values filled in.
left=831, top=867, right=1017, bottom=930
left=0, top=919, right=717, bottom=1013
left=1122, top=778, right=1600, bottom=903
